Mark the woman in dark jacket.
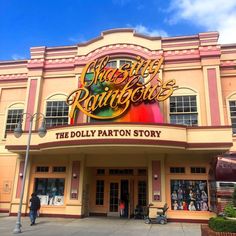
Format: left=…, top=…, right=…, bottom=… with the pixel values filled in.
left=29, top=193, right=41, bottom=226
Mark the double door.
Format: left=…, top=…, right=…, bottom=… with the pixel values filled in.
left=108, top=179, right=134, bottom=218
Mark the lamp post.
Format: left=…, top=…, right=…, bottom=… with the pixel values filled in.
left=13, top=113, right=47, bottom=234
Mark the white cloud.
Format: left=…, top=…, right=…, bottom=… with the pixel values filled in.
left=11, top=54, right=26, bottom=60
left=168, top=0, right=236, bottom=43
left=134, top=24, right=168, bottom=37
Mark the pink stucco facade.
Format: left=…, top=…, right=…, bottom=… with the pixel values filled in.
left=0, top=29, right=236, bottom=221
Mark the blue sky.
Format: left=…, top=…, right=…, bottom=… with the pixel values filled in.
left=0, top=0, right=236, bottom=61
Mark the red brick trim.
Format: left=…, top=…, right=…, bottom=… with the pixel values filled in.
left=5, top=139, right=187, bottom=150
left=9, top=212, right=27, bottom=216
left=188, top=142, right=233, bottom=148
left=168, top=218, right=208, bottom=223
left=0, top=209, right=9, bottom=213
left=40, top=213, right=83, bottom=218
left=9, top=212, right=83, bottom=218
left=5, top=140, right=233, bottom=151
left=89, top=212, right=107, bottom=217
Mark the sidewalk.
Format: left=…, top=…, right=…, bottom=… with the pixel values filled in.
left=0, top=214, right=201, bottom=236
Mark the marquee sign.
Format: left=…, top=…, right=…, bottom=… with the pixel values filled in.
left=55, top=128, right=162, bottom=140
left=67, top=56, right=177, bottom=121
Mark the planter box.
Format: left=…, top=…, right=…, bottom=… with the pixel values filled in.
left=201, top=225, right=236, bottom=236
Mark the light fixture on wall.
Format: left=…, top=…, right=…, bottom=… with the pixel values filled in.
left=19, top=173, right=23, bottom=178
left=72, top=173, right=77, bottom=178
left=153, top=174, right=158, bottom=180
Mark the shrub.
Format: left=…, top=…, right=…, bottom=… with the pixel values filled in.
left=209, top=217, right=236, bottom=232
left=224, top=203, right=236, bottom=217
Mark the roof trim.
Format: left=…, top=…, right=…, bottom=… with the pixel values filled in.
left=0, top=59, right=28, bottom=65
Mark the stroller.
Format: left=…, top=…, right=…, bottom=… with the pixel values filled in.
left=144, top=203, right=168, bottom=225
left=134, top=205, right=145, bottom=219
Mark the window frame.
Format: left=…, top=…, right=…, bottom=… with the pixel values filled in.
left=44, top=94, right=69, bottom=128
left=228, top=99, right=236, bottom=135
left=138, top=180, right=147, bottom=206
left=170, top=167, right=186, bottom=174
left=4, top=103, right=24, bottom=139
left=167, top=88, right=200, bottom=126
left=36, top=166, right=49, bottom=173
left=190, top=167, right=206, bottom=174
left=34, top=177, right=66, bottom=206
left=53, top=166, right=66, bottom=173
left=95, top=180, right=105, bottom=206
left=170, top=179, right=209, bottom=211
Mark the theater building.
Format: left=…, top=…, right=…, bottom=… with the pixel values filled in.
left=0, top=29, right=236, bottom=222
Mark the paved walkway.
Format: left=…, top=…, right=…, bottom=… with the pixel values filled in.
left=0, top=214, right=201, bottom=236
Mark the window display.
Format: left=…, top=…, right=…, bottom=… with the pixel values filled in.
left=170, top=180, right=208, bottom=211
left=34, top=178, right=65, bottom=206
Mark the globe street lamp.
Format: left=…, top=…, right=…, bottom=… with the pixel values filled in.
left=13, top=113, right=47, bottom=234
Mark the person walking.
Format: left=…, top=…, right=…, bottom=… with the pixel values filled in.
left=119, top=200, right=125, bottom=217
left=29, top=192, right=41, bottom=226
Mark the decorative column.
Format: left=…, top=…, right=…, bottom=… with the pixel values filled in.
left=199, top=32, right=224, bottom=125
left=25, top=46, right=46, bottom=130
left=15, top=161, right=24, bottom=198
left=11, top=157, right=32, bottom=215
left=207, top=68, right=221, bottom=125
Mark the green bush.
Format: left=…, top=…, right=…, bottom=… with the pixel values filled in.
left=209, top=217, right=236, bottom=232
left=224, top=203, right=236, bottom=217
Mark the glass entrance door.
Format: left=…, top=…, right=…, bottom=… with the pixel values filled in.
left=109, top=182, right=119, bottom=213
left=120, top=179, right=129, bottom=218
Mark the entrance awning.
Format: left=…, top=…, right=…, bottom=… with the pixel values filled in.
left=5, top=123, right=233, bottom=154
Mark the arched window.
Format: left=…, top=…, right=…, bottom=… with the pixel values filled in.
left=45, top=94, right=69, bottom=127
left=5, top=103, right=24, bottom=137
left=106, top=58, right=132, bottom=69
left=169, top=88, right=198, bottom=126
